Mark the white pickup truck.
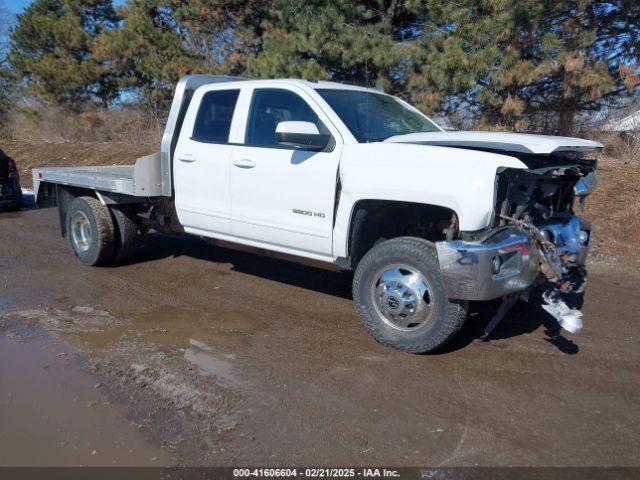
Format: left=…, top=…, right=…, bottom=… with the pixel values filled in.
left=33, top=75, right=600, bottom=353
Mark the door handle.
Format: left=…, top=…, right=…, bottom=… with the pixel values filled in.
left=178, top=154, right=196, bottom=162
left=233, top=159, right=256, bottom=169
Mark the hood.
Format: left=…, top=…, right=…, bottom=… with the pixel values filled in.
left=385, top=131, right=603, bottom=155
left=338, top=142, right=528, bottom=232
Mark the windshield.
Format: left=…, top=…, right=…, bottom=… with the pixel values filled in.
left=316, top=89, right=440, bottom=143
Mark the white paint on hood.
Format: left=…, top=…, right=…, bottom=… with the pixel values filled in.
left=385, top=131, right=603, bottom=154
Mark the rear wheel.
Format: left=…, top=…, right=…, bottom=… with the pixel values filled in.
left=352, top=237, right=467, bottom=353
left=110, top=206, right=139, bottom=263
left=66, top=196, right=115, bottom=266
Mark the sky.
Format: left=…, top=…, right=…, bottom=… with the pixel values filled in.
left=3, top=0, right=126, bottom=15
left=3, top=0, right=32, bottom=14
left=1, top=0, right=127, bottom=47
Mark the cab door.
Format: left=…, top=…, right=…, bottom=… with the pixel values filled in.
left=229, top=87, right=342, bottom=256
left=173, top=88, right=241, bottom=235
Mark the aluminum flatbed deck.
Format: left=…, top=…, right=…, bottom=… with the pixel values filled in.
left=33, top=152, right=165, bottom=198
left=34, top=165, right=136, bottom=194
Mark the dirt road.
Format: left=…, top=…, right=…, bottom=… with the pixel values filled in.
left=1, top=207, right=639, bottom=467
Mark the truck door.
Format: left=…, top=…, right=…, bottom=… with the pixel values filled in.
left=174, top=88, right=241, bottom=235
left=229, top=87, right=342, bottom=256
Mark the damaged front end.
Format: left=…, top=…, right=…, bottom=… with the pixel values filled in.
left=436, top=153, right=597, bottom=335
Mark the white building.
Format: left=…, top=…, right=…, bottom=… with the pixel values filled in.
left=606, top=110, right=640, bottom=131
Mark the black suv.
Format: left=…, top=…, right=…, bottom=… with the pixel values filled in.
left=0, top=148, right=23, bottom=210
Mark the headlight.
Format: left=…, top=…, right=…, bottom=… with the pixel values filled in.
left=579, top=230, right=590, bottom=245
left=573, top=171, right=598, bottom=197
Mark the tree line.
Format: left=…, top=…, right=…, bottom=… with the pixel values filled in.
left=2, top=0, right=639, bottom=133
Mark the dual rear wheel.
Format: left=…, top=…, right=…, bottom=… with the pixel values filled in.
left=66, top=196, right=139, bottom=266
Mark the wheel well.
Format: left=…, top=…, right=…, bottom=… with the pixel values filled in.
left=346, top=200, right=458, bottom=268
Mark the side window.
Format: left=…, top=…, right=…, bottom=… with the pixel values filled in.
left=192, top=89, right=240, bottom=143
left=245, top=89, right=320, bottom=146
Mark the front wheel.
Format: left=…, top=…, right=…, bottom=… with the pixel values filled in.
left=352, top=237, right=467, bottom=353
left=66, top=196, right=116, bottom=266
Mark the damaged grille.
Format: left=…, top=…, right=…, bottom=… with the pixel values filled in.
left=493, top=155, right=597, bottom=226
left=490, top=153, right=597, bottom=322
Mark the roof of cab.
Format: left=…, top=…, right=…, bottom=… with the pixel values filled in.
left=209, top=76, right=382, bottom=93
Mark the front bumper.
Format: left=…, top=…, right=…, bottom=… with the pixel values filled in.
left=436, top=228, right=539, bottom=301
left=436, top=217, right=591, bottom=301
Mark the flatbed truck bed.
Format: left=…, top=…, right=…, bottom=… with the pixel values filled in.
left=33, top=153, right=164, bottom=198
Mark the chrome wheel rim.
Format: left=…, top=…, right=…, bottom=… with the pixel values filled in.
left=70, top=211, right=92, bottom=253
left=372, top=264, right=434, bottom=331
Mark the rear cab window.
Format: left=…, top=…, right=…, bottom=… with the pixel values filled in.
left=192, top=89, right=241, bottom=143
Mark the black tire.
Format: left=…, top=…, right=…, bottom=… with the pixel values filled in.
left=66, top=196, right=116, bottom=266
left=6, top=199, right=21, bottom=211
left=352, top=237, right=467, bottom=353
left=13, top=177, right=23, bottom=209
left=15, top=186, right=23, bottom=209
left=5, top=179, right=22, bottom=211
left=110, top=206, right=139, bottom=263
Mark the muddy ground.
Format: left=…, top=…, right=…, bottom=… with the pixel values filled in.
left=1, top=205, right=639, bottom=467
left=1, top=141, right=639, bottom=467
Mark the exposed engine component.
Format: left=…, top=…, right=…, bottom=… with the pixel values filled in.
left=494, top=156, right=596, bottom=226
left=488, top=153, right=596, bottom=335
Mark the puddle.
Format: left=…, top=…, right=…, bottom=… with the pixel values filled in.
left=1, top=310, right=244, bottom=458
left=74, top=305, right=263, bottom=349
left=74, top=324, right=129, bottom=348
left=8, top=306, right=123, bottom=336
left=0, top=297, right=8, bottom=307
left=0, top=332, right=169, bottom=466
left=184, top=339, right=244, bottom=388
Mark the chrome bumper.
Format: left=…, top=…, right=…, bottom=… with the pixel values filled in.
left=435, top=228, right=540, bottom=301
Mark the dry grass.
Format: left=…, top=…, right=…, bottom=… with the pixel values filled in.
left=600, top=131, right=640, bottom=165
left=0, top=103, right=166, bottom=145
left=584, top=155, right=640, bottom=260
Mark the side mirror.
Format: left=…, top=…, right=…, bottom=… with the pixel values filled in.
left=276, top=121, right=330, bottom=151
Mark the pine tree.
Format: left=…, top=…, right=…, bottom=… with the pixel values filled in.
left=251, top=0, right=415, bottom=89
left=6, top=0, right=638, bottom=132
left=0, top=1, right=14, bottom=115
left=409, top=0, right=640, bottom=132
left=251, top=0, right=639, bottom=133
left=9, top=0, right=120, bottom=108
left=95, top=0, right=200, bottom=102
left=169, top=0, right=269, bottom=76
